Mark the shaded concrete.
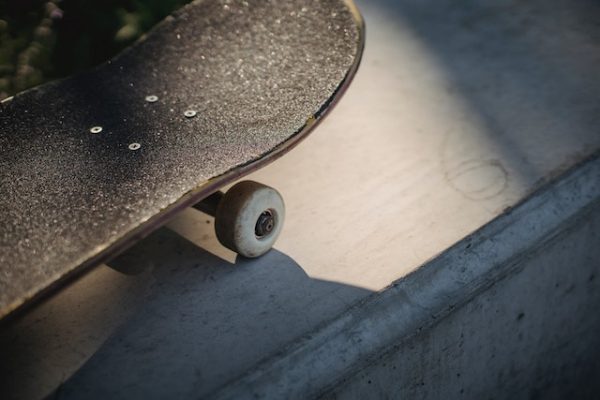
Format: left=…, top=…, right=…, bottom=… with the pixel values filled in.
left=54, top=240, right=371, bottom=399
left=0, top=227, right=371, bottom=400
left=327, top=165, right=600, bottom=399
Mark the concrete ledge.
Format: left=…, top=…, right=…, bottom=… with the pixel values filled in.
left=211, top=154, right=600, bottom=399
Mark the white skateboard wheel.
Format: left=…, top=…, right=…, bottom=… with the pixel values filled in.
left=215, top=181, right=285, bottom=258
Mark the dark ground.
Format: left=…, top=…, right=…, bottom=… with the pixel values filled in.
left=0, top=0, right=190, bottom=100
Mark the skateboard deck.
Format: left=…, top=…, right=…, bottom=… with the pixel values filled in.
left=0, top=0, right=364, bottom=319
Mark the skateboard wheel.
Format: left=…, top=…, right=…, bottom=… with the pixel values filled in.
left=215, top=181, right=285, bottom=258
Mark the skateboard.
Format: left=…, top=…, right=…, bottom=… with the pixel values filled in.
left=0, top=0, right=364, bottom=320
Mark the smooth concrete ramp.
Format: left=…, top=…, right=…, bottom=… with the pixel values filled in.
left=1, top=0, right=599, bottom=398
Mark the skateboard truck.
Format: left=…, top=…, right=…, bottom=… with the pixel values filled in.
left=193, top=181, right=285, bottom=258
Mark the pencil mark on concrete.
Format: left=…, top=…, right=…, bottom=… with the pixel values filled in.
left=445, top=159, right=509, bottom=200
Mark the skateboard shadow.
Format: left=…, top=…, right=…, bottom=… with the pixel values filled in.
left=1, top=225, right=372, bottom=400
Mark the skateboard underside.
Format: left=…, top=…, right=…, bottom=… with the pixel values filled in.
left=0, top=0, right=364, bottom=318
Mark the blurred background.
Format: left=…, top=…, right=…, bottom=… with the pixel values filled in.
left=0, top=0, right=191, bottom=100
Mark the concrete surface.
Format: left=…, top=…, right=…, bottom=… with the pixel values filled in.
left=1, top=0, right=600, bottom=398
left=212, top=156, right=600, bottom=400
left=327, top=165, right=600, bottom=400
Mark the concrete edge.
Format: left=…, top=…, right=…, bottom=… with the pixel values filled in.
left=209, top=155, right=600, bottom=400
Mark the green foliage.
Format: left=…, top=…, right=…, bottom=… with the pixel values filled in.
left=0, top=0, right=190, bottom=99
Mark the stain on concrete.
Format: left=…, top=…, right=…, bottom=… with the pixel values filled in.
left=444, top=159, right=509, bottom=200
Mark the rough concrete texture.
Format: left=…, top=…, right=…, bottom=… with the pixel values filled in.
left=326, top=171, right=600, bottom=399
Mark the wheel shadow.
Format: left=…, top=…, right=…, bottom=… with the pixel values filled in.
left=1, top=221, right=372, bottom=400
